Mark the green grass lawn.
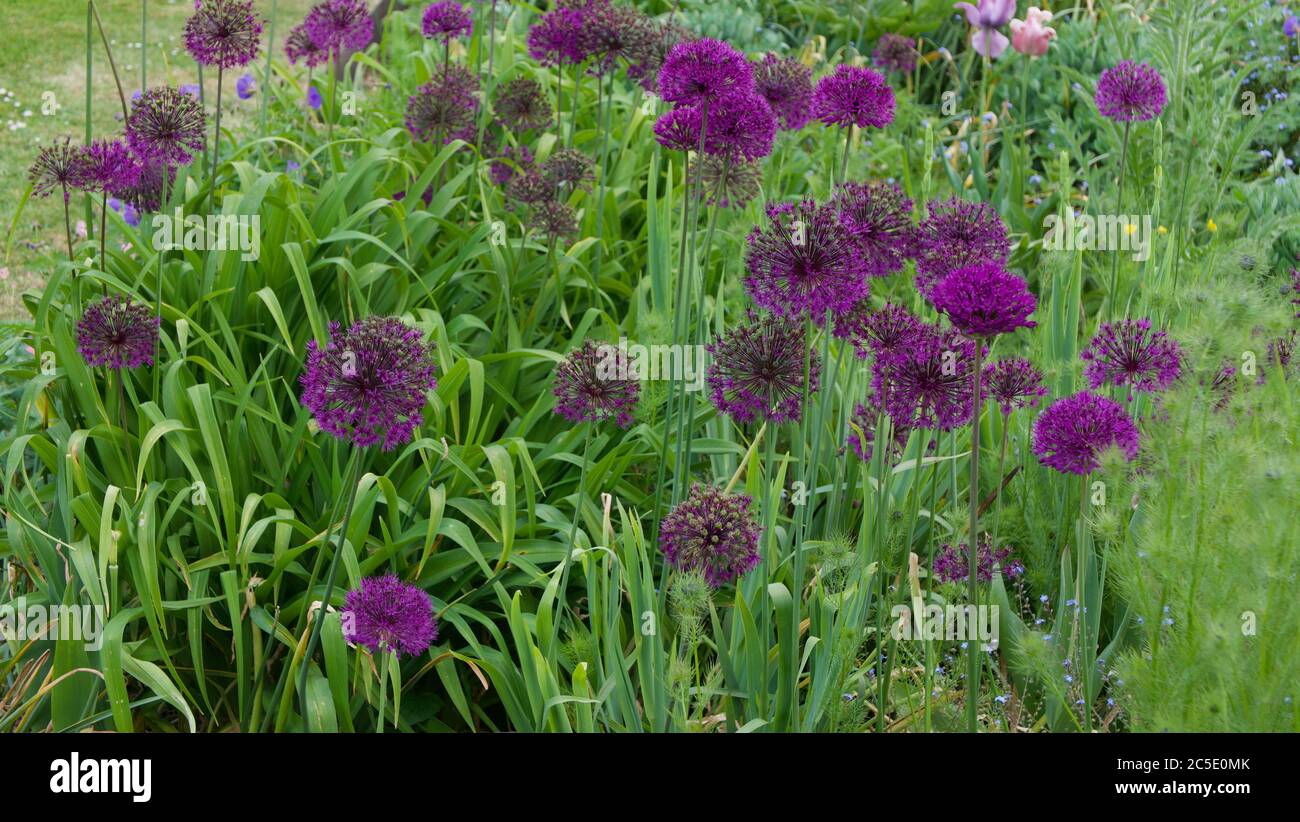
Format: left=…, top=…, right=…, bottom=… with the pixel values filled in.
left=0, top=0, right=313, bottom=318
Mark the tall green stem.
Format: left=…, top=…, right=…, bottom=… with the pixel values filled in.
left=965, top=337, right=984, bottom=733
left=1107, top=121, right=1131, bottom=322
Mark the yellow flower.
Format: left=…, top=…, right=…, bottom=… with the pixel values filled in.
left=1206, top=218, right=1218, bottom=232
left=1125, top=223, right=1138, bottom=236
left=1157, top=225, right=1168, bottom=235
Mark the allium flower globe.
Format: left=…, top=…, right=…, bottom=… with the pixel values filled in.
left=930, top=262, right=1037, bottom=338
left=304, top=0, right=374, bottom=54
left=1032, top=391, right=1140, bottom=475
left=542, top=148, right=596, bottom=191
left=811, top=64, right=895, bottom=130
left=883, top=324, right=981, bottom=430
left=913, top=196, right=1010, bottom=296
left=626, top=20, right=693, bottom=93
left=493, top=76, right=552, bottom=132
left=699, top=93, right=777, bottom=161
left=126, top=87, right=208, bottom=165
left=527, top=6, right=587, bottom=67
left=405, top=66, right=480, bottom=144
left=341, top=574, right=438, bottom=657
left=530, top=200, right=580, bottom=239
left=835, top=301, right=923, bottom=362
left=29, top=137, right=86, bottom=203
left=1081, top=318, right=1183, bottom=395
left=933, top=539, right=1024, bottom=584
left=552, top=340, right=640, bottom=428
left=848, top=391, right=910, bottom=462
left=832, top=181, right=915, bottom=278
left=77, top=138, right=141, bottom=195
left=872, top=34, right=917, bottom=74
left=421, top=1, right=473, bottom=43
left=1095, top=60, right=1168, bottom=122
left=752, top=53, right=813, bottom=130
left=657, top=38, right=754, bottom=108
left=705, top=313, right=820, bottom=424
left=285, top=23, right=328, bottom=67
left=658, top=484, right=762, bottom=587
left=983, top=357, right=1048, bottom=415
left=183, top=0, right=263, bottom=69
left=744, top=199, right=869, bottom=322
left=76, top=295, right=160, bottom=369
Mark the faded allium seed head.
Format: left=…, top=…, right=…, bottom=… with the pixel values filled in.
left=658, top=484, right=762, bottom=587
left=299, top=316, right=438, bottom=451
left=184, top=0, right=263, bottom=69
left=285, top=23, right=328, bottom=67
left=304, top=0, right=374, bottom=54
left=706, top=312, right=820, bottom=424
left=542, top=148, right=595, bottom=191
left=752, top=53, right=813, bottom=131
left=506, top=169, right=552, bottom=205
left=530, top=199, right=579, bottom=239
left=689, top=154, right=762, bottom=209
left=931, top=261, right=1038, bottom=338
left=744, top=199, right=870, bottom=323
left=126, top=87, right=208, bottom=166
left=1095, top=60, right=1167, bottom=122
left=405, top=65, right=479, bottom=144
left=1081, top=318, right=1183, bottom=396
left=872, top=33, right=917, bottom=75
left=76, top=295, right=160, bottom=369
left=983, top=357, right=1048, bottom=415
left=933, top=538, right=1024, bottom=584
left=552, top=339, right=640, bottom=427
left=1032, top=391, right=1139, bottom=475
left=493, top=76, right=552, bottom=132
left=341, top=574, right=437, bottom=657
left=832, top=181, right=915, bottom=278
left=657, top=38, right=754, bottom=108
left=881, top=323, right=982, bottom=431
left=28, top=137, right=86, bottom=204
left=421, top=1, right=473, bottom=43
left=913, top=196, right=1010, bottom=298
left=811, top=64, right=895, bottom=130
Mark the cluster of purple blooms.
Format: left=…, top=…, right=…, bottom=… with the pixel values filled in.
left=658, top=484, right=762, bottom=587
left=341, top=574, right=438, bottom=657
left=933, top=539, right=1024, bottom=584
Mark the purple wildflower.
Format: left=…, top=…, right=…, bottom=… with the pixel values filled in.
left=76, top=295, right=159, bottom=369
left=658, top=38, right=754, bottom=109
left=28, top=137, right=86, bottom=204
left=405, top=65, right=479, bottom=143
left=835, top=300, right=923, bottom=361
left=581, top=1, right=653, bottom=76
left=493, top=75, right=552, bottom=132
left=115, top=158, right=175, bottom=213
left=552, top=340, right=640, bottom=428
left=652, top=104, right=703, bottom=152
left=832, top=181, right=914, bottom=278
left=236, top=73, right=256, bottom=99
left=872, top=34, right=917, bottom=75
left=1081, top=318, right=1183, bottom=395
left=744, top=199, right=869, bottom=322
left=1095, top=60, right=1168, bottom=122
left=76, top=138, right=142, bottom=196
left=954, top=0, right=1016, bottom=58
left=126, top=87, right=208, bottom=165
left=1287, top=15, right=1300, bottom=38
left=883, top=323, right=981, bottom=431
left=304, top=0, right=374, bottom=55
left=1032, top=391, right=1140, bottom=475
left=1263, top=329, right=1296, bottom=382
left=699, top=93, right=777, bottom=161
left=307, top=86, right=323, bottom=110
left=658, top=484, right=762, bottom=587
left=933, top=538, right=1024, bottom=584
left=422, top=1, right=472, bottom=42
left=184, top=0, right=263, bottom=69
left=913, top=196, right=1010, bottom=297
left=299, top=316, right=438, bottom=451
left=527, top=6, right=587, bottom=67
left=285, top=23, right=329, bottom=68
left=705, top=312, right=820, bottom=424
left=506, top=169, right=551, bottom=205
left=931, top=262, right=1037, bottom=338
left=341, top=574, right=438, bottom=657
left=811, top=64, right=895, bottom=130
left=752, top=53, right=813, bottom=131
left=983, top=357, right=1048, bottom=415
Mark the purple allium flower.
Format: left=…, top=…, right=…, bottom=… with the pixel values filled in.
left=542, top=148, right=595, bottom=191
left=1208, top=357, right=1237, bottom=410
left=184, top=0, right=263, bottom=69
left=658, top=484, right=762, bottom=587
left=126, top=87, right=208, bottom=165
left=392, top=186, right=434, bottom=207
left=931, top=261, right=1037, bottom=338
left=955, top=0, right=1015, bottom=58
left=530, top=199, right=579, bottom=239
left=752, top=53, right=813, bottom=130
left=706, top=312, right=819, bottom=424
left=299, top=316, right=438, bottom=451
left=913, top=196, right=1010, bottom=297
left=744, top=199, right=869, bottom=322
left=1263, top=329, right=1297, bottom=382
left=527, top=6, right=587, bottom=67
left=581, top=1, right=653, bottom=76
left=1080, top=318, right=1183, bottom=395
left=506, top=169, right=552, bottom=205
left=835, top=300, right=923, bottom=361
left=115, top=158, right=174, bottom=213
left=657, top=38, right=754, bottom=109
left=76, top=138, right=142, bottom=196
left=933, top=537, right=1024, bottom=584
left=552, top=339, right=640, bottom=427
left=872, top=34, right=917, bottom=74
left=1032, top=391, right=1140, bottom=475
left=652, top=104, right=703, bottom=152
left=405, top=65, right=479, bottom=143
left=304, top=0, right=374, bottom=55
left=76, top=295, right=159, bottom=369
left=307, top=86, right=323, bottom=110
left=489, top=144, right=533, bottom=186
left=689, top=154, right=762, bottom=209
left=235, top=73, right=256, bottom=99
left=341, top=574, right=437, bottom=657
left=832, top=180, right=915, bottom=278
left=983, top=356, right=1047, bottom=415
left=1095, top=60, right=1168, bottom=123
left=701, top=93, right=777, bottom=161
left=848, top=390, right=910, bottom=462
left=811, top=64, right=895, bottom=130
left=28, top=137, right=86, bottom=204
left=285, top=23, right=328, bottom=68
left=421, top=1, right=472, bottom=42
left=493, top=75, right=552, bottom=132
left=626, top=20, right=694, bottom=93
left=882, top=323, right=981, bottom=431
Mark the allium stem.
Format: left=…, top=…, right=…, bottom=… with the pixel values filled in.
left=966, top=336, right=984, bottom=733
left=1107, top=120, right=1131, bottom=323
left=487, top=1, right=496, bottom=79
left=140, top=0, right=146, bottom=91
left=838, top=125, right=852, bottom=186
left=209, top=65, right=224, bottom=215
left=259, top=0, right=278, bottom=148
left=558, top=423, right=593, bottom=609
left=991, top=415, right=1010, bottom=551
left=89, top=0, right=130, bottom=122
left=99, top=191, right=109, bottom=294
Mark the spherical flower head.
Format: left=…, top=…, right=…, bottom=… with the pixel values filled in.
left=126, top=87, right=208, bottom=166
left=552, top=339, right=640, bottom=427
left=700, top=93, right=777, bottom=162
left=530, top=199, right=579, bottom=239
left=933, top=538, right=1023, bottom=584
left=76, top=295, right=159, bottom=369
left=689, top=154, right=761, bottom=209
left=542, top=148, right=595, bottom=191
left=235, top=73, right=256, bottom=99
left=299, top=316, right=438, bottom=451
left=872, top=34, right=917, bottom=74
left=744, top=199, right=870, bottom=323
left=848, top=390, right=909, bottom=462
left=28, top=137, right=86, bottom=204
left=658, top=484, right=762, bottom=587
left=493, top=75, right=552, bottom=132
left=832, top=181, right=915, bottom=278
left=1010, top=7, right=1055, bottom=57
left=527, top=6, right=587, bottom=67
left=983, top=356, right=1047, bottom=415
left=706, top=312, right=820, bottom=424
left=752, top=53, right=813, bottom=130
left=422, top=1, right=472, bottom=42
left=652, top=104, right=703, bottom=152
left=489, top=144, right=533, bottom=186
left=811, top=64, right=895, bottom=130
left=341, top=574, right=437, bottom=657
left=77, top=138, right=142, bottom=196
left=304, top=0, right=374, bottom=54
left=115, top=158, right=175, bottom=213
left=913, top=196, right=1010, bottom=297
left=658, top=38, right=754, bottom=108
left=882, top=323, right=982, bottom=431
left=955, top=0, right=1016, bottom=58
left=1032, top=391, right=1139, bottom=475
left=1095, top=60, right=1167, bottom=122
left=184, top=0, right=263, bottom=69
left=835, top=300, right=923, bottom=361
left=285, top=23, right=328, bottom=68
left=931, top=261, right=1037, bottom=338
left=581, top=1, right=653, bottom=76
left=506, top=169, right=552, bottom=205
left=405, top=65, right=480, bottom=144
left=1081, top=318, right=1183, bottom=396
left=626, top=20, right=694, bottom=93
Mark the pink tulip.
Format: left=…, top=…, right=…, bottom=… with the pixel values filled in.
left=1010, top=7, right=1056, bottom=57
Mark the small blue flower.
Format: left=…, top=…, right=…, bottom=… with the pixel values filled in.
left=236, top=73, right=256, bottom=100
left=307, top=86, right=323, bottom=110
